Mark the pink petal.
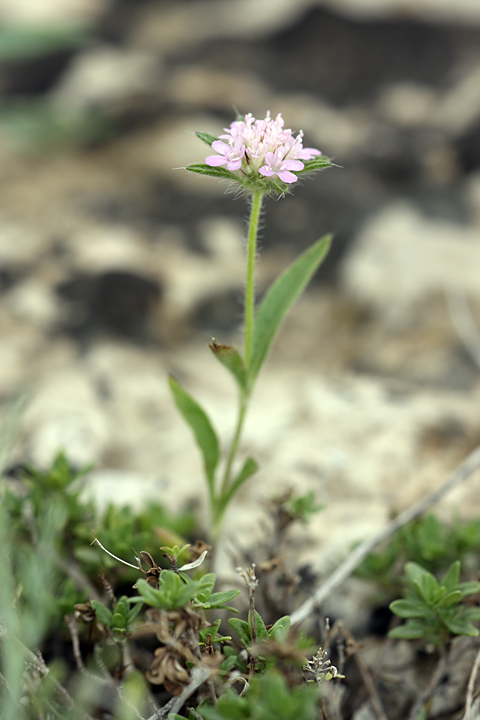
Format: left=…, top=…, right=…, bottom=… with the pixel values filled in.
left=283, top=159, right=304, bottom=172
left=206, top=155, right=228, bottom=167
left=296, top=147, right=321, bottom=160
left=278, top=170, right=298, bottom=183
left=259, top=166, right=275, bottom=177
left=226, top=159, right=243, bottom=171
left=211, top=140, right=230, bottom=155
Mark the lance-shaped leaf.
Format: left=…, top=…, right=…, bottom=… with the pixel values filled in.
left=219, top=457, right=259, bottom=515
left=186, top=163, right=238, bottom=181
left=195, top=131, right=218, bottom=147
left=249, top=234, right=331, bottom=385
left=209, top=339, right=247, bottom=392
left=168, top=376, right=219, bottom=496
left=297, top=156, right=332, bottom=174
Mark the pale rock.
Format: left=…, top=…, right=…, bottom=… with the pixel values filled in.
left=65, top=225, right=154, bottom=274
left=155, top=218, right=245, bottom=326
left=52, top=46, right=160, bottom=110
left=23, top=369, right=110, bottom=467
left=0, top=221, right=48, bottom=268
left=82, top=468, right=168, bottom=514
left=6, top=280, right=61, bottom=327
left=377, top=82, right=438, bottom=127
left=341, top=202, right=480, bottom=324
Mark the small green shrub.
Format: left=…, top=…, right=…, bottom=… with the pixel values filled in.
left=389, top=561, right=480, bottom=646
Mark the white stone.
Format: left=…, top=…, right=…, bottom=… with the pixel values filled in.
left=52, top=46, right=160, bottom=110
left=6, top=280, right=60, bottom=326
left=341, top=202, right=480, bottom=322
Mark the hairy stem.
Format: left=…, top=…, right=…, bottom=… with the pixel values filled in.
left=212, top=191, right=263, bottom=540
left=244, top=190, right=263, bottom=369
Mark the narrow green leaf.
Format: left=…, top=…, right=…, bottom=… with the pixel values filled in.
left=135, top=579, right=165, bottom=608
left=457, top=581, right=480, bottom=597
left=195, top=573, right=216, bottom=603
left=268, top=615, right=291, bottom=642
left=250, top=609, right=268, bottom=641
left=405, top=562, right=430, bottom=586
left=443, top=617, right=479, bottom=637
left=195, top=131, right=219, bottom=147
left=228, top=618, right=251, bottom=647
left=462, top=608, right=480, bottom=622
left=436, top=591, right=462, bottom=608
left=441, top=561, right=460, bottom=593
left=389, top=620, right=429, bottom=640
left=219, top=457, right=259, bottom=514
left=90, top=600, right=113, bottom=626
left=186, top=163, right=238, bottom=181
left=112, top=612, right=126, bottom=628
left=389, top=599, right=431, bottom=619
left=127, top=601, right=143, bottom=624
left=202, top=589, right=241, bottom=609
left=297, top=156, right=332, bottom=174
left=168, top=375, right=219, bottom=494
left=209, top=340, right=247, bottom=392
left=249, top=235, right=331, bottom=385
left=174, top=581, right=200, bottom=608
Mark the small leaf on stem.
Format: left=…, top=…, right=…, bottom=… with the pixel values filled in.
left=209, top=339, right=247, bottom=392
left=186, top=163, right=238, bottom=181
left=168, top=376, right=220, bottom=497
left=195, top=131, right=219, bottom=147
left=249, top=235, right=331, bottom=386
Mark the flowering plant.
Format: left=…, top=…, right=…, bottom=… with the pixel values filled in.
left=171, top=112, right=332, bottom=542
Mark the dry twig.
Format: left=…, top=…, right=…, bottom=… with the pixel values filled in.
left=465, top=645, right=480, bottom=720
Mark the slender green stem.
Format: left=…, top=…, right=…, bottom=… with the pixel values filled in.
left=212, top=191, right=263, bottom=540
left=243, top=190, right=263, bottom=369
left=219, top=394, right=247, bottom=496
left=213, top=393, right=247, bottom=540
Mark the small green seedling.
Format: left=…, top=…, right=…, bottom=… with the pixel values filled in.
left=130, top=570, right=240, bottom=613
left=389, top=561, right=480, bottom=646
left=91, top=596, right=142, bottom=639
left=229, top=609, right=291, bottom=648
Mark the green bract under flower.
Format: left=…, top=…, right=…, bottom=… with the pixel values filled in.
left=186, top=112, right=331, bottom=196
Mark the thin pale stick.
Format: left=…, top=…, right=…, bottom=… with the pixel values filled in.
left=465, top=645, right=480, bottom=719
left=291, top=443, right=480, bottom=626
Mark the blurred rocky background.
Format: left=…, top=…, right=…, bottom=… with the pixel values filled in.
left=1, top=0, right=480, bottom=570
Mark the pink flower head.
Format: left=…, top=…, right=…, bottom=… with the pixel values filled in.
left=205, top=111, right=322, bottom=186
